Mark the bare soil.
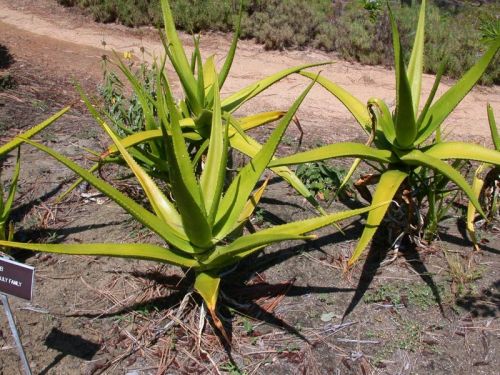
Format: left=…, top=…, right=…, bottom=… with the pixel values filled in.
left=0, top=1, right=499, bottom=374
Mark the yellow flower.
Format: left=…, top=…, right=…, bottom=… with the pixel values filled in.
left=123, top=51, right=133, bottom=60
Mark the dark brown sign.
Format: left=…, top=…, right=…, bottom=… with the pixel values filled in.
left=0, top=258, right=34, bottom=301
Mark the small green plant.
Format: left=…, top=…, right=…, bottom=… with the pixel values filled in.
left=364, top=282, right=446, bottom=309
left=362, top=0, right=383, bottom=20
left=444, top=251, right=482, bottom=297
left=296, top=161, right=354, bottom=201
left=242, top=318, right=254, bottom=335
left=99, top=63, right=155, bottom=137
left=0, top=73, right=15, bottom=91
left=395, top=318, right=422, bottom=352
left=220, top=362, right=246, bottom=375
left=270, top=0, right=500, bottom=266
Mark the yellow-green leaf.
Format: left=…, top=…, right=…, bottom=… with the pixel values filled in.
left=0, top=241, right=199, bottom=268
left=200, top=72, right=228, bottom=225
left=416, top=38, right=500, bottom=145
left=300, top=71, right=371, bottom=133
left=423, top=142, right=500, bottom=166
left=222, top=62, right=330, bottom=113
left=348, top=169, right=408, bottom=266
left=390, top=7, right=417, bottom=149
left=407, top=0, right=426, bottom=114
left=268, top=143, right=397, bottom=167
left=0, top=106, right=69, bottom=156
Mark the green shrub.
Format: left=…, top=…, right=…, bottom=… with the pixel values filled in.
left=241, top=0, right=333, bottom=50
left=57, top=0, right=499, bottom=84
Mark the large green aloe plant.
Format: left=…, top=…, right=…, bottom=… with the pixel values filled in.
left=68, top=0, right=327, bottom=214
left=269, top=0, right=500, bottom=266
left=0, top=108, right=69, bottom=247
left=0, top=74, right=379, bottom=337
left=467, top=104, right=500, bottom=249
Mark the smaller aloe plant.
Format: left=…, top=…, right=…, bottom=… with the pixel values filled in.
left=467, top=104, right=500, bottom=249
left=270, top=0, right=500, bottom=265
left=0, top=74, right=379, bottom=338
left=0, top=108, right=69, bottom=250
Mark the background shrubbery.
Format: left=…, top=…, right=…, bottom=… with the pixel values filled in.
left=57, top=0, right=499, bottom=84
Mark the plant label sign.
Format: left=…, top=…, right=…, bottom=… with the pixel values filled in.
left=0, top=258, right=34, bottom=301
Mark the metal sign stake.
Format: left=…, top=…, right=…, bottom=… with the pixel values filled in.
left=1, top=293, right=32, bottom=375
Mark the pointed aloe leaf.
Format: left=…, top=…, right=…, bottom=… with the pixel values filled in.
left=390, top=7, right=417, bottom=149
left=193, top=272, right=229, bottom=341
left=368, top=98, right=395, bottom=145
left=160, top=0, right=199, bottom=103
left=218, top=0, right=242, bottom=89
left=103, top=130, right=201, bottom=158
left=466, top=164, right=487, bottom=246
left=300, top=71, right=371, bottom=133
left=20, top=139, right=197, bottom=252
left=209, top=234, right=314, bottom=269
left=400, top=149, right=485, bottom=216
left=251, top=202, right=383, bottom=239
left=0, top=107, right=69, bottom=156
left=160, top=1, right=201, bottom=114
left=407, top=0, right=426, bottom=114
left=239, top=111, right=285, bottom=131
left=415, top=39, right=500, bottom=145
left=193, top=36, right=206, bottom=107
left=416, top=59, right=446, bottom=129
left=236, top=178, right=268, bottom=228
left=487, top=104, right=499, bottom=150
left=160, top=76, right=213, bottom=249
left=269, top=143, right=397, bottom=167
left=215, top=80, right=317, bottom=239
left=194, top=271, right=220, bottom=313
left=200, top=73, right=228, bottom=225
left=0, top=241, right=199, bottom=268
left=221, top=62, right=330, bottom=113
left=423, top=142, right=500, bottom=165
left=348, top=169, right=408, bottom=266
left=0, top=150, right=20, bottom=223
left=226, top=114, right=251, bottom=143
left=333, top=158, right=361, bottom=201
left=192, top=140, right=210, bottom=169
left=203, top=55, right=216, bottom=95
left=207, top=203, right=382, bottom=269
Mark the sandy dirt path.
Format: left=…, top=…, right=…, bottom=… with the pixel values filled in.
left=1, top=0, right=499, bottom=143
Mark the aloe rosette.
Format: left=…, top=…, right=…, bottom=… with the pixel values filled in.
left=270, top=0, right=500, bottom=265
left=0, top=74, right=381, bottom=336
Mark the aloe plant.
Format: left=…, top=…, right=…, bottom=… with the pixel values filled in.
left=66, top=0, right=328, bottom=215
left=0, top=108, right=69, bottom=248
left=269, top=0, right=500, bottom=265
left=467, top=104, right=500, bottom=249
left=0, top=74, right=380, bottom=338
